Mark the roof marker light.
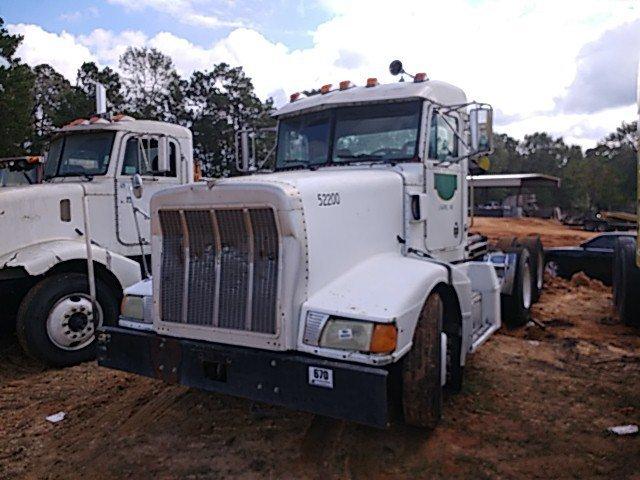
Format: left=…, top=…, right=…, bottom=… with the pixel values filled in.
left=339, top=80, right=354, bottom=90
left=112, top=114, right=135, bottom=122
left=320, top=83, right=332, bottom=94
left=290, top=92, right=302, bottom=102
left=414, top=72, right=428, bottom=83
left=366, top=77, right=379, bottom=88
left=63, top=118, right=89, bottom=128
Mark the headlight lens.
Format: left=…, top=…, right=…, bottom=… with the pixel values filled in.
left=120, top=295, right=144, bottom=320
left=316, top=318, right=398, bottom=353
left=319, top=319, right=374, bottom=351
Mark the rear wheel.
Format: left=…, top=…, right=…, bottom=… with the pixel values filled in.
left=402, top=292, right=443, bottom=429
left=617, top=239, right=640, bottom=327
left=16, top=272, right=119, bottom=367
left=501, top=248, right=532, bottom=327
left=517, top=236, right=544, bottom=303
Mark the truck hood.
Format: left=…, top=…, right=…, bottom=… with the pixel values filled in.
left=0, top=183, right=86, bottom=261
left=151, top=166, right=405, bottom=296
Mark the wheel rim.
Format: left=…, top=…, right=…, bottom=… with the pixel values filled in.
left=46, top=293, right=103, bottom=351
left=536, top=252, right=544, bottom=290
left=545, top=260, right=559, bottom=277
left=522, top=262, right=532, bottom=310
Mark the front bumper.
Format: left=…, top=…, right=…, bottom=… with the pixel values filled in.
left=97, top=326, right=390, bottom=428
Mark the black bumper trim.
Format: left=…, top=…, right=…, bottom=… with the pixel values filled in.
left=97, top=326, right=390, bottom=428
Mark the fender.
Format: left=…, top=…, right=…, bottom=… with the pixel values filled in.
left=297, top=252, right=473, bottom=366
left=0, top=240, right=142, bottom=290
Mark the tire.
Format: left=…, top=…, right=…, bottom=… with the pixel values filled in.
left=402, top=292, right=443, bottom=429
left=612, top=238, right=633, bottom=309
left=16, top=272, right=119, bottom=367
left=617, top=239, right=640, bottom=327
left=517, top=236, right=544, bottom=303
left=501, top=248, right=532, bottom=327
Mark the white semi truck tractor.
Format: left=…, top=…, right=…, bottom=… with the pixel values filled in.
left=612, top=59, right=640, bottom=326
left=0, top=96, right=195, bottom=367
left=97, top=62, right=537, bottom=429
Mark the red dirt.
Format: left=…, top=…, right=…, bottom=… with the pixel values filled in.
left=472, top=216, right=597, bottom=247
left=1, top=219, right=639, bottom=479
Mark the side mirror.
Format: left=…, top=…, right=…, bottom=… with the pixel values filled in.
left=131, top=173, right=143, bottom=199
left=470, top=107, right=494, bottom=155
left=156, top=137, right=170, bottom=172
left=235, top=129, right=255, bottom=172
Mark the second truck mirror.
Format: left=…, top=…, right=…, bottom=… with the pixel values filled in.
left=470, top=108, right=494, bottom=155
left=131, top=174, right=143, bottom=199
left=157, top=137, right=170, bottom=172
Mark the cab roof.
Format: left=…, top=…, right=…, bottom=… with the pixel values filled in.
left=276, top=80, right=468, bottom=118
left=59, top=119, right=191, bottom=139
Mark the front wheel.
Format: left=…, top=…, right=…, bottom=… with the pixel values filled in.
left=16, top=272, right=119, bottom=367
left=401, top=292, right=443, bottom=430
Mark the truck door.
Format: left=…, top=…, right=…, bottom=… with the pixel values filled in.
left=116, top=134, right=183, bottom=246
left=424, top=111, right=465, bottom=254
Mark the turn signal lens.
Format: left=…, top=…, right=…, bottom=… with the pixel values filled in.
left=320, top=83, right=332, bottom=94
left=369, top=324, right=398, bottom=353
left=414, top=72, right=428, bottom=83
left=366, top=77, right=379, bottom=87
left=290, top=92, right=301, bottom=102
left=339, top=80, right=354, bottom=90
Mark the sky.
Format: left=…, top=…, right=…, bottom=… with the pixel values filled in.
left=1, top=0, right=639, bottom=149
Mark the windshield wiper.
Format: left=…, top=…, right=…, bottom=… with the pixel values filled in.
left=336, top=153, right=384, bottom=161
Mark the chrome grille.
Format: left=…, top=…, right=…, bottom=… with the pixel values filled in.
left=159, top=207, right=279, bottom=335
left=159, top=210, right=184, bottom=324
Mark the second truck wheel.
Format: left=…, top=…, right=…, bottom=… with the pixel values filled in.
left=16, top=272, right=119, bottom=367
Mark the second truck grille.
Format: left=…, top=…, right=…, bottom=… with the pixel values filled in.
left=158, top=207, right=279, bottom=334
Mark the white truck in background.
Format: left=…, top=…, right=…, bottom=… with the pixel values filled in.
left=0, top=156, right=44, bottom=187
left=98, top=61, right=542, bottom=429
left=0, top=90, right=195, bottom=367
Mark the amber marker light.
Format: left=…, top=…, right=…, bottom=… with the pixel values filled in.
left=366, top=77, right=379, bottom=87
left=339, top=80, right=354, bottom=90
left=369, top=324, right=398, bottom=353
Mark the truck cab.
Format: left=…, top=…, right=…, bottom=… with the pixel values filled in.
left=0, top=115, right=194, bottom=367
left=99, top=65, right=534, bottom=429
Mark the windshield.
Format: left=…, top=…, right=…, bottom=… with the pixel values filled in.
left=275, top=100, right=422, bottom=170
left=45, top=131, right=115, bottom=179
left=0, top=169, right=38, bottom=187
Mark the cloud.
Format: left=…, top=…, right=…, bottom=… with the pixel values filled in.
left=555, top=19, right=640, bottom=114
left=7, top=0, right=640, bottom=148
left=9, top=23, right=96, bottom=79
left=106, top=0, right=243, bottom=29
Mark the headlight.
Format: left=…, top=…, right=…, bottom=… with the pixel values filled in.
left=120, top=295, right=144, bottom=320
left=320, top=319, right=374, bottom=351
left=306, top=312, right=398, bottom=354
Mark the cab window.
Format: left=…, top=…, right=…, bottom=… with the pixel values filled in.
left=428, top=113, right=458, bottom=161
left=121, top=137, right=177, bottom=177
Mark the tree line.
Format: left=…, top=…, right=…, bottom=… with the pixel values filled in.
left=0, top=17, right=636, bottom=212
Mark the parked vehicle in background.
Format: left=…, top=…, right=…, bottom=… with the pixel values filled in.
left=611, top=60, right=640, bottom=327
left=0, top=86, right=196, bottom=367
left=583, top=211, right=636, bottom=232
left=98, top=61, right=544, bottom=430
left=0, top=156, right=44, bottom=187
left=545, top=232, right=635, bottom=285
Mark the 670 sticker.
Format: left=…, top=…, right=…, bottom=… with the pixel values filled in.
left=308, top=366, right=334, bottom=389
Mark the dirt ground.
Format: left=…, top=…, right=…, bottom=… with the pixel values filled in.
left=472, top=216, right=596, bottom=247
left=1, top=218, right=639, bottom=480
